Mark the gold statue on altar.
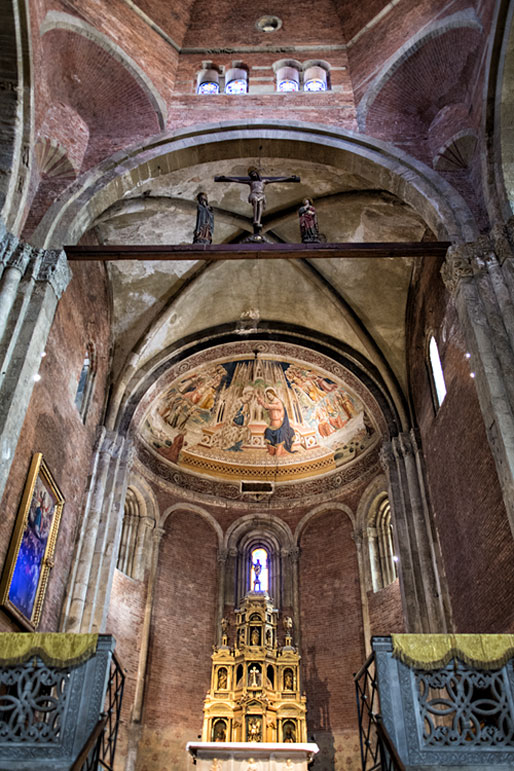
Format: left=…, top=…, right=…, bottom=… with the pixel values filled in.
left=201, top=591, right=307, bottom=743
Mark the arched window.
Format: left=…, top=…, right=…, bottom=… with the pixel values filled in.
left=225, top=67, right=248, bottom=94
left=117, top=487, right=153, bottom=580
left=74, top=342, right=96, bottom=422
left=368, top=493, right=397, bottom=591
left=250, top=546, right=269, bottom=592
left=427, top=334, right=447, bottom=409
left=196, top=67, right=221, bottom=94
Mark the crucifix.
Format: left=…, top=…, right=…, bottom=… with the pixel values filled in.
left=214, top=167, right=300, bottom=237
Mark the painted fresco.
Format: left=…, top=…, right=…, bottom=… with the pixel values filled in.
left=141, top=359, right=377, bottom=482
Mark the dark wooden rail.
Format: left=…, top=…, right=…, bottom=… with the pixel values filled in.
left=65, top=241, right=451, bottom=261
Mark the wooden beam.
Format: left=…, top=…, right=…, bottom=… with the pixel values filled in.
left=65, top=241, right=451, bottom=261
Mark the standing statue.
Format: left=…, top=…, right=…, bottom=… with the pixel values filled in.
left=193, top=191, right=214, bottom=244
left=214, top=167, right=300, bottom=235
left=298, top=198, right=321, bottom=243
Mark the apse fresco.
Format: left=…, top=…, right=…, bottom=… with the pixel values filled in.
left=141, top=359, right=377, bottom=482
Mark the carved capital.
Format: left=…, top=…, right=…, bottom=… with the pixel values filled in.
left=379, top=440, right=394, bottom=472
left=0, top=232, right=19, bottom=265
left=285, top=546, right=300, bottom=562
left=394, top=431, right=415, bottom=460
left=35, top=249, right=72, bottom=299
left=5, top=242, right=33, bottom=275
left=217, top=547, right=228, bottom=564
left=152, top=526, right=165, bottom=544
left=100, top=429, right=124, bottom=458
left=442, top=239, right=498, bottom=293
left=351, top=529, right=363, bottom=549
left=490, top=215, right=514, bottom=265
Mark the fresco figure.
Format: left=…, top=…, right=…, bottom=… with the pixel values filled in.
left=193, top=192, right=214, bottom=244
left=257, top=387, right=296, bottom=456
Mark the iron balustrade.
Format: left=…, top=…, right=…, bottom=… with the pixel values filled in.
left=0, top=634, right=123, bottom=770
left=354, top=652, right=405, bottom=771
left=356, top=636, right=514, bottom=770
left=74, top=652, right=125, bottom=770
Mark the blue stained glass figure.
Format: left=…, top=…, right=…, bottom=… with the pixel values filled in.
left=251, top=547, right=268, bottom=592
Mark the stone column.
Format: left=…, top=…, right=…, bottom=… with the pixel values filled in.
left=90, top=439, right=135, bottom=632
left=288, top=546, right=301, bottom=649
left=132, top=526, right=164, bottom=724
left=61, top=428, right=132, bottom=632
left=0, top=232, right=71, bottom=501
left=380, top=431, right=448, bottom=633
left=442, top=231, right=514, bottom=537
left=352, top=529, right=372, bottom=657
left=216, top=547, right=228, bottom=646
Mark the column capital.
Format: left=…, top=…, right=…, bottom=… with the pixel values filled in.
left=379, top=440, right=394, bottom=471
left=491, top=215, right=514, bottom=264
left=441, top=237, right=498, bottom=294
left=0, top=231, right=19, bottom=266
left=217, top=546, right=228, bottom=564
left=6, top=241, right=32, bottom=275
left=351, top=529, right=364, bottom=549
left=34, top=248, right=72, bottom=299
left=152, top=527, right=165, bottom=544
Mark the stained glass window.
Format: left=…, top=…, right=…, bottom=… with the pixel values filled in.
left=278, top=79, right=299, bottom=92
left=197, top=81, right=219, bottom=95
left=304, top=78, right=326, bottom=92
left=226, top=79, right=248, bottom=94
left=250, top=547, right=268, bottom=592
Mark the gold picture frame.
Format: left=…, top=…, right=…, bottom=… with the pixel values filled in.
left=0, top=453, right=65, bottom=630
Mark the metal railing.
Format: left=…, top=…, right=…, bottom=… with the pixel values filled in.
left=73, top=652, right=125, bottom=771
left=354, top=653, right=405, bottom=771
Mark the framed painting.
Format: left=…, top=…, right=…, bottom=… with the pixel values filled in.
left=0, top=453, right=65, bottom=630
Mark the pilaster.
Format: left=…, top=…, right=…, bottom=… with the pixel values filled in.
left=442, top=230, right=514, bottom=537
left=0, top=229, right=71, bottom=502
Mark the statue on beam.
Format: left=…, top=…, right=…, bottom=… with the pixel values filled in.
left=214, top=167, right=300, bottom=239
left=193, top=191, right=214, bottom=244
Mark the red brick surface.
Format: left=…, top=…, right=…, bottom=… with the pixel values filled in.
left=407, top=258, right=514, bottom=632
left=0, top=262, right=111, bottom=631
left=367, top=579, right=405, bottom=637
left=140, top=510, right=218, bottom=765
left=299, top=510, right=365, bottom=752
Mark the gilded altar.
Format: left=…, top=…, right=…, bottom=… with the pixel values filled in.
left=201, top=592, right=307, bottom=743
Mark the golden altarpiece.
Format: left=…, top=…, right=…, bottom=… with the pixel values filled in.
left=201, top=591, right=307, bottom=743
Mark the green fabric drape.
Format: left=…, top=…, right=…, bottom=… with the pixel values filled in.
left=0, top=633, right=98, bottom=667
left=391, top=634, right=514, bottom=670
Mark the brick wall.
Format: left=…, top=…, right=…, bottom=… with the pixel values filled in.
left=407, top=258, right=514, bottom=632
left=367, top=579, right=405, bottom=636
left=137, top=509, right=218, bottom=770
left=0, top=261, right=111, bottom=632
left=299, top=509, right=364, bottom=771
left=105, top=568, right=147, bottom=769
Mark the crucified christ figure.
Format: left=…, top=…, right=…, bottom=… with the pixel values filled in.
left=214, top=167, right=300, bottom=234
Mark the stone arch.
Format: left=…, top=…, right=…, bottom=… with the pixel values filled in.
left=295, top=503, right=354, bottom=546
left=355, top=473, right=388, bottom=532
left=117, top=474, right=159, bottom=580
left=0, top=0, right=34, bottom=234
left=226, top=516, right=293, bottom=608
left=357, top=9, right=484, bottom=131
left=484, top=0, right=514, bottom=223
left=39, top=11, right=166, bottom=130
left=161, top=502, right=223, bottom=547
left=31, top=120, right=478, bottom=248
